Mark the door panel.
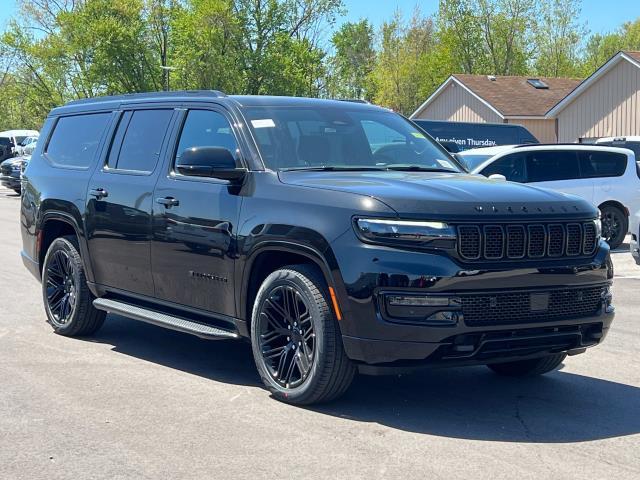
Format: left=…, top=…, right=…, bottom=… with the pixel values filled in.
left=151, top=109, right=242, bottom=315
left=86, top=108, right=175, bottom=296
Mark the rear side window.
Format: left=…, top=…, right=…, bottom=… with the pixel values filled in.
left=481, top=153, right=526, bottom=182
left=108, top=109, right=173, bottom=173
left=579, top=151, right=627, bottom=178
left=526, top=151, right=580, bottom=182
left=46, top=113, right=111, bottom=168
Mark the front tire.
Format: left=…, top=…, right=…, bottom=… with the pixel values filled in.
left=42, top=236, right=105, bottom=336
left=487, top=353, right=567, bottom=377
left=250, top=265, right=355, bottom=405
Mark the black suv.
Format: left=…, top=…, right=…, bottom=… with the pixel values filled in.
left=20, top=92, right=614, bottom=404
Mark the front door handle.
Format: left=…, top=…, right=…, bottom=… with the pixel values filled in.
left=156, top=197, right=180, bottom=208
left=89, top=188, right=108, bottom=200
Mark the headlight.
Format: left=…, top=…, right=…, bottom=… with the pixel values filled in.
left=594, top=217, right=602, bottom=238
left=354, top=218, right=456, bottom=249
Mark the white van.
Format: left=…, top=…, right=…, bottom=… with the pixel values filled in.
left=459, top=144, right=639, bottom=249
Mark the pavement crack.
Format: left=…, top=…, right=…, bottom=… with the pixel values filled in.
left=514, top=395, right=533, bottom=440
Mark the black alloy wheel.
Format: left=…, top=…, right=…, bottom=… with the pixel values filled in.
left=257, top=284, right=315, bottom=389
left=45, top=248, right=78, bottom=327
left=601, top=206, right=627, bottom=250
left=42, top=237, right=105, bottom=336
left=251, top=265, right=355, bottom=405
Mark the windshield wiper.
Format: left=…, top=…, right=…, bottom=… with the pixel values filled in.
left=385, top=165, right=457, bottom=173
left=281, top=166, right=388, bottom=172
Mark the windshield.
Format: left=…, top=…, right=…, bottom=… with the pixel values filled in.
left=458, top=154, right=493, bottom=171
left=243, top=106, right=462, bottom=172
left=15, top=136, right=27, bottom=145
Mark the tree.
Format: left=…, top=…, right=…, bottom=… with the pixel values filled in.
left=437, top=0, right=486, bottom=74
left=328, top=20, right=375, bottom=99
left=581, top=19, right=640, bottom=75
left=534, top=0, right=585, bottom=77
left=170, top=0, right=241, bottom=92
left=371, top=9, right=440, bottom=115
left=475, top=0, right=534, bottom=75
left=231, top=0, right=341, bottom=95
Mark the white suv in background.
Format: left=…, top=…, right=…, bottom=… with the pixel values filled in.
left=459, top=144, right=638, bottom=249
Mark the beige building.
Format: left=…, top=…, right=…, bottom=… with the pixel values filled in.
left=411, top=51, right=640, bottom=144
left=548, top=51, right=640, bottom=142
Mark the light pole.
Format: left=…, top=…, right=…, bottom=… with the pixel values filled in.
left=160, top=65, right=175, bottom=91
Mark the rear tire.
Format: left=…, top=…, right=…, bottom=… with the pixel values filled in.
left=42, top=236, right=105, bottom=336
left=250, top=265, right=355, bottom=405
left=601, top=205, right=627, bottom=250
left=487, top=353, right=566, bottom=377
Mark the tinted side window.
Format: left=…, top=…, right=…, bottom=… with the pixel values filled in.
left=579, top=151, right=627, bottom=178
left=599, top=141, right=640, bottom=160
left=481, top=153, right=526, bottom=182
left=526, top=151, right=580, bottom=182
left=46, top=113, right=111, bottom=168
left=175, top=110, right=239, bottom=167
left=111, top=109, right=173, bottom=173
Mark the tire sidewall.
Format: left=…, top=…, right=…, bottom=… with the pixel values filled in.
left=42, top=237, right=84, bottom=334
left=602, top=206, right=627, bottom=249
left=250, top=269, right=329, bottom=402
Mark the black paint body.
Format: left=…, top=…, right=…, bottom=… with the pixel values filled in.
left=20, top=92, right=614, bottom=367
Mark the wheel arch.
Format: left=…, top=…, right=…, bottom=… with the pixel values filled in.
left=598, top=200, right=629, bottom=218
left=238, top=241, right=345, bottom=331
left=38, top=209, right=96, bottom=284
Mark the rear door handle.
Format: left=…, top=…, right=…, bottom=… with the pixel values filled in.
left=156, top=197, right=180, bottom=208
left=89, top=188, right=108, bottom=200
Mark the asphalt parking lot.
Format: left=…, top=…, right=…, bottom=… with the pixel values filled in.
left=1, top=186, right=639, bottom=480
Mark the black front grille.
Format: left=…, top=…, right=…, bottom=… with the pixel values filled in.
left=457, top=222, right=598, bottom=261
left=461, top=286, right=606, bottom=326
left=0, top=165, right=11, bottom=176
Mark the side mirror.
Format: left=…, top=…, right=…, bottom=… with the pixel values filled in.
left=488, top=173, right=507, bottom=181
left=176, top=146, right=247, bottom=182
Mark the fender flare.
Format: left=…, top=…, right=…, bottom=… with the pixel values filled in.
left=39, top=209, right=96, bottom=284
left=237, top=240, right=347, bottom=322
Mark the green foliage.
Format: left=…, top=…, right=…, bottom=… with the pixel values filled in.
left=534, top=0, right=585, bottom=77
left=370, top=10, right=444, bottom=115
left=581, top=19, right=640, bottom=75
left=0, top=0, right=638, bottom=129
left=328, top=19, right=376, bottom=99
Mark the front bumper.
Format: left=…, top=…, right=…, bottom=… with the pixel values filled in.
left=331, top=235, right=614, bottom=366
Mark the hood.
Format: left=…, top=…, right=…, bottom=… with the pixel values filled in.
left=278, top=171, right=597, bottom=221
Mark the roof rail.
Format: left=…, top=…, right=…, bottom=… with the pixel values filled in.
left=337, top=98, right=370, bottom=104
left=510, top=143, right=613, bottom=148
left=65, top=90, right=228, bottom=106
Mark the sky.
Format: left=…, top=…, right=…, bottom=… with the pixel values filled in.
left=0, top=0, right=637, bottom=36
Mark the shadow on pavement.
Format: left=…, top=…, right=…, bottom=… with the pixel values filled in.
left=315, top=366, right=640, bottom=443
left=89, top=314, right=640, bottom=443
left=89, top=314, right=260, bottom=387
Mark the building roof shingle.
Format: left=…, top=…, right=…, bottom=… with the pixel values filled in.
left=624, top=51, right=640, bottom=63
left=452, top=74, right=582, bottom=117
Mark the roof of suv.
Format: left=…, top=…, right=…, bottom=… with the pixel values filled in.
left=596, top=136, right=640, bottom=143
left=459, top=143, right=637, bottom=157
left=52, top=91, right=385, bottom=115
